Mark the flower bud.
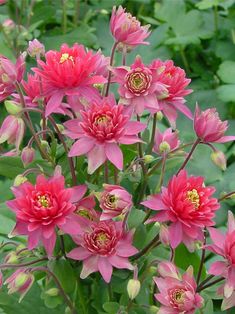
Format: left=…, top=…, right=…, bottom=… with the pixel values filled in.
left=159, top=141, right=171, bottom=154
left=156, top=111, right=163, bottom=121
left=21, top=146, right=35, bottom=167
left=27, top=39, right=45, bottom=59
left=13, top=174, right=27, bottom=187
left=56, top=123, right=64, bottom=133
left=143, top=155, right=155, bottom=164
left=4, top=252, right=19, bottom=264
left=4, top=100, right=23, bottom=115
left=45, top=288, right=59, bottom=296
left=159, top=224, right=170, bottom=246
left=127, top=279, right=141, bottom=300
left=149, top=305, right=159, bottom=313
left=211, top=150, right=226, bottom=171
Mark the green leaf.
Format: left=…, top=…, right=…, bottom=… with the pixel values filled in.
left=217, top=60, right=235, bottom=83
left=103, top=302, right=120, bottom=314
left=196, top=0, right=220, bottom=10
left=217, top=85, right=235, bottom=102
left=0, top=203, right=15, bottom=235
left=128, top=207, right=145, bottom=229
left=0, top=157, right=24, bottom=179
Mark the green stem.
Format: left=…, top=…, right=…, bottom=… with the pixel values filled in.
left=219, top=191, right=235, bottom=202
left=196, top=229, right=206, bottom=285
left=179, top=46, right=190, bottom=73
left=0, top=257, right=48, bottom=269
left=62, top=0, right=67, bottom=34
left=197, top=277, right=224, bottom=292
left=131, top=235, right=160, bottom=261
left=155, top=154, right=166, bottom=193
left=147, top=113, right=157, bottom=154
left=105, top=42, right=118, bottom=97
left=176, top=138, right=200, bottom=175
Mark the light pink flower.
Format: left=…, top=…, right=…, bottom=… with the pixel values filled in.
left=0, top=54, right=25, bottom=101
left=206, top=211, right=235, bottom=299
left=217, top=284, right=235, bottom=310
left=5, top=268, right=34, bottom=302
left=142, top=170, right=219, bottom=251
left=6, top=169, right=87, bottom=256
left=151, top=59, right=193, bottom=127
left=67, top=220, right=138, bottom=283
left=27, top=39, right=45, bottom=59
left=98, top=184, right=133, bottom=220
left=154, top=128, right=180, bottom=156
left=0, top=115, right=25, bottom=150
left=64, top=95, right=146, bottom=174
left=111, top=56, right=167, bottom=115
left=194, top=104, right=235, bottom=143
left=33, top=44, right=107, bottom=116
left=110, top=6, right=150, bottom=49
left=154, top=262, right=204, bottom=314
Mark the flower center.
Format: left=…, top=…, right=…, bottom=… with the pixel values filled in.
left=60, top=53, right=74, bottom=64
left=126, top=70, right=151, bottom=95
left=170, top=288, right=186, bottom=304
left=187, top=189, right=200, bottom=209
left=37, top=194, right=50, bottom=208
left=95, top=114, right=110, bottom=126
left=75, top=207, right=93, bottom=220
left=95, top=232, right=109, bottom=247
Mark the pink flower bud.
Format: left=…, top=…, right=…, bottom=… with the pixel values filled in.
left=211, top=150, right=226, bottom=171
left=159, top=224, right=170, bottom=246
left=27, top=39, right=45, bottom=59
left=21, top=146, right=35, bottom=166
left=5, top=269, right=34, bottom=302
left=0, top=115, right=25, bottom=150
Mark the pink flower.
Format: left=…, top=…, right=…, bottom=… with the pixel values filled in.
left=0, top=115, right=25, bottom=150
left=217, top=284, right=235, bottom=310
left=154, top=262, right=204, bottom=314
left=64, top=95, right=146, bottom=174
left=33, top=44, right=107, bottom=116
left=21, top=146, right=35, bottom=166
left=5, top=268, right=34, bottom=302
left=154, top=128, right=180, bottom=156
left=111, top=56, right=167, bottom=115
left=21, top=73, right=41, bottom=107
left=142, top=170, right=219, bottom=251
left=27, top=39, right=45, bottom=59
left=98, top=184, right=133, bottom=220
left=194, top=104, right=235, bottom=143
left=205, top=211, right=235, bottom=299
left=67, top=220, right=138, bottom=283
left=151, top=59, right=193, bottom=127
left=6, top=169, right=87, bottom=256
left=0, top=54, right=25, bottom=101
left=110, top=6, right=150, bottom=49
left=0, top=0, right=7, bottom=5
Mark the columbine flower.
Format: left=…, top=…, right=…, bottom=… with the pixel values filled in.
left=194, top=104, right=235, bottom=143
left=33, top=43, right=107, bottom=116
left=110, top=6, right=150, bottom=50
left=67, top=220, right=138, bottom=283
left=21, top=146, right=35, bottom=166
left=98, top=184, right=133, bottom=220
left=142, top=170, right=219, bottom=251
left=151, top=59, right=193, bottom=127
left=0, top=115, right=25, bottom=151
left=27, top=39, right=45, bottom=59
left=6, top=169, right=87, bottom=256
left=5, top=269, right=34, bottom=302
left=205, top=211, right=235, bottom=299
left=218, top=284, right=235, bottom=311
left=0, top=54, right=25, bottom=102
left=64, top=95, right=146, bottom=174
left=154, top=128, right=180, bottom=156
left=111, top=56, right=167, bottom=115
left=154, top=262, right=204, bottom=314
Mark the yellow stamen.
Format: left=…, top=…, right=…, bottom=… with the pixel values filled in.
left=187, top=189, right=200, bottom=209
left=38, top=195, right=49, bottom=208
left=60, top=53, right=74, bottom=64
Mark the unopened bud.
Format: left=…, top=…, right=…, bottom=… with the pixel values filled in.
left=45, top=288, right=59, bottom=296
left=149, top=305, right=159, bottom=313
left=127, top=279, right=141, bottom=300
left=27, top=39, right=45, bottom=59
left=156, top=111, right=163, bottom=121
left=211, top=150, right=226, bottom=171
left=13, top=175, right=27, bottom=187
left=159, top=141, right=171, bottom=154
left=4, top=252, right=19, bottom=264
left=15, top=273, right=28, bottom=288
left=21, top=147, right=35, bottom=167
left=40, top=140, right=50, bottom=152
left=143, top=155, right=155, bottom=164
left=5, top=100, right=23, bottom=115
left=56, top=123, right=64, bottom=133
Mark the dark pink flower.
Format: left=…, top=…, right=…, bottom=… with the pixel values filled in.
left=151, top=59, right=193, bottom=127
left=194, top=104, right=235, bottom=143
left=6, top=169, right=87, bottom=256
left=110, top=6, right=150, bottom=49
left=67, top=220, right=138, bottom=283
left=33, top=44, right=107, bottom=116
left=206, top=211, right=235, bottom=299
left=98, top=184, right=133, bottom=220
left=154, top=262, right=204, bottom=314
left=154, top=128, right=180, bottom=156
left=111, top=56, right=167, bottom=115
left=0, top=54, right=25, bottom=102
left=64, top=95, right=146, bottom=174
left=142, top=170, right=219, bottom=251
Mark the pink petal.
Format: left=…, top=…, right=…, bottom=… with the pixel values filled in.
left=45, top=92, right=64, bottom=117
left=169, top=222, right=182, bottom=249
left=67, top=247, right=92, bottom=260
left=108, top=255, right=133, bottom=270
left=98, top=257, right=113, bottom=283
left=141, top=194, right=167, bottom=211
left=208, top=261, right=227, bottom=276
left=80, top=255, right=99, bottom=279
left=215, top=136, right=235, bottom=143
left=228, top=211, right=235, bottom=233
left=70, top=185, right=87, bottom=203
left=105, top=143, right=123, bottom=170
left=28, top=230, right=41, bottom=250
left=68, top=137, right=95, bottom=157
left=87, top=145, right=106, bottom=174
left=116, top=244, right=138, bottom=257
left=207, top=227, right=225, bottom=249
left=42, top=231, right=56, bottom=257
left=125, top=121, right=146, bottom=135
left=59, top=214, right=81, bottom=235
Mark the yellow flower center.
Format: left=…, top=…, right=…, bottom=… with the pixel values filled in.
left=187, top=189, right=200, bottom=209
left=95, top=115, right=110, bottom=126
left=60, top=53, right=74, bottom=64
left=76, top=208, right=93, bottom=220
left=172, top=289, right=185, bottom=303
left=38, top=195, right=50, bottom=208
left=96, top=232, right=109, bottom=246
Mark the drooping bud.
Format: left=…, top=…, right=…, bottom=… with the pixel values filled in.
left=21, top=146, right=35, bottom=167
left=127, top=279, right=141, bottom=300
left=143, top=155, right=155, bottom=164
left=211, top=150, right=226, bottom=171
left=4, top=100, right=23, bottom=115
left=13, top=174, right=27, bottom=187
left=159, top=141, right=171, bottom=154
left=45, top=288, right=59, bottom=296
left=4, top=251, right=19, bottom=264
left=27, top=39, right=45, bottom=59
